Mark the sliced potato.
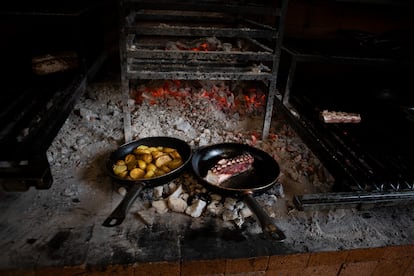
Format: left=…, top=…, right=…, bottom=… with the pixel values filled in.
left=147, top=147, right=158, bottom=152
left=163, top=147, right=175, bottom=153
left=155, top=155, right=172, bottom=167
left=146, top=163, right=157, bottom=172
left=137, top=159, right=147, bottom=170
left=118, top=170, right=129, bottom=178
left=115, top=160, right=126, bottom=166
left=141, top=153, right=153, bottom=164
left=124, top=154, right=136, bottom=164
left=151, top=151, right=165, bottom=159
left=113, top=144, right=184, bottom=180
left=154, top=169, right=165, bottom=177
left=167, top=159, right=183, bottom=170
left=133, top=148, right=151, bottom=155
left=169, top=150, right=182, bottom=159
left=159, top=165, right=171, bottom=173
left=144, top=170, right=155, bottom=178
left=130, top=168, right=145, bottom=179
left=126, top=161, right=137, bottom=171
left=113, top=164, right=127, bottom=175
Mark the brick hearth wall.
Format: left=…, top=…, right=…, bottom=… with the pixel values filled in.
left=3, top=244, right=413, bottom=275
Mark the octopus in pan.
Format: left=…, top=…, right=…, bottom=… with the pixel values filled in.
left=204, top=152, right=254, bottom=185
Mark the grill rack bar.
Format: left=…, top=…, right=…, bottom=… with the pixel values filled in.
left=124, top=0, right=281, bottom=17
left=0, top=75, right=86, bottom=191
left=294, top=190, right=414, bottom=211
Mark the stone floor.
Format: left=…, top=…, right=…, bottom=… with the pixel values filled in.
left=1, top=63, right=413, bottom=274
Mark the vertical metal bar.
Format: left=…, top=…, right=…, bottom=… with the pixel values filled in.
left=282, top=55, right=296, bottom=106
left=121, top=78, right=132, bottom=143
left=119, top=0, right=132, bottom=143
left=262, top=0, right=289, bottom=140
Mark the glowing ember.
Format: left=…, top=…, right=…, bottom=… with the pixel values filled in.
left=191, top=42, right=209, bottom=52
left=132, top=80, right=266, bottom=115
left=166, top=37, right=228, bottom=52
left=243, top=88, right=266, bottom=112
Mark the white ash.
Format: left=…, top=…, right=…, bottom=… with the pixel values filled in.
left=186, top=199, right=207, bottom=218
left=47, top=80, right=335, bottom=231
left=152, top=199, right=168, bottom=214
left=167, top=197, right=188, bottom=213
left=153, top=186, right=163, bottom=199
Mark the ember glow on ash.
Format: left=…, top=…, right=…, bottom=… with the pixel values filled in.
left=132, top=80, right=266, bottom=115
left=137, top=80, right=189, bottom=105
left=166, top=37, right=229, bottom=52
left=244, top=88, right=266, bottom=112
left=189, top=42, right=209, bottom=52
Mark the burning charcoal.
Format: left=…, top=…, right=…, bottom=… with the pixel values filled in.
left=153, top=186, right=163, bottom=199
left=168, top=183, right=177, bottom=194
left=206, top=200, right=224, bottom=216
left=222, top=43, right=232, bottom=52
left=152, top=199, right=168, bottom=214
left=140, top=188, right=153, bottom=201
left=223, top=198, right=238, bottom=210
left=167, top=197, right=187, bottom=213
left=185, top=199, right=206, bottom=218
left=234, top=216, right=244, bottom=228
left=222, top=209, right=238, bottom=221
left=117, top=186, right=127, bottom=197
left=174, top=118, right=194, bottom=133
left=210, top=194, right=222, bottom=202
left=240, top=207, right=253, bottom=218
left=169, top=184, right=184, bottom=199
left=137, top=209, right=156, bottom=226
left=79, top=107, right=99, bottom=121
left=187, top=193, right=211, bottom=206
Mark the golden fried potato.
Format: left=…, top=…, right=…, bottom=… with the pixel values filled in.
left=137, top=159, right=146, bottom=170
left=167, top=159, right=183, bottom=170
left=159, top=165, right=171, bottom=173
left=130, top=168, right=145, bottom=179
left=141, top=154, right=153, bottom=164
left=146, top=163, right=157, bottom=172
left=113, top=164, right=127, bottom=175
left=133, top=148, right=151, bottom=155
left=155, top=154, right=172, bottom=167
left=124, top=154, right=136, bottom=164
left=154, top=169, right=165, bottom=177
left=151, top=151, right=165, bottom=159
left=124, top=154, right=136, bottom=170
left=163, top=147, right=175, bottom=153
left=113, top=144, right=184, bottom=180
left=168, top=150, right=182, bottom=159
left=144, top=170, right=155, bottom=178
left=115, top=160, right=126, bottom=166
left=118, top=170, right=128, bottom=178
left=126, top=162, right=137, bottom=171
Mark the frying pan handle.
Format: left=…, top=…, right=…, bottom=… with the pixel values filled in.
left=102, top=183, right=144, bottom=227
left=243, top=194, right=286, bottom=241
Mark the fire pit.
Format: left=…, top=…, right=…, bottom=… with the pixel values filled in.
left=119, top=0, right=290, bottom=141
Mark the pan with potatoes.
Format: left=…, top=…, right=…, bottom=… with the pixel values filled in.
left=112, top=145, right=184, bottom=180
left=103, top=136, right=192, bottom=227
